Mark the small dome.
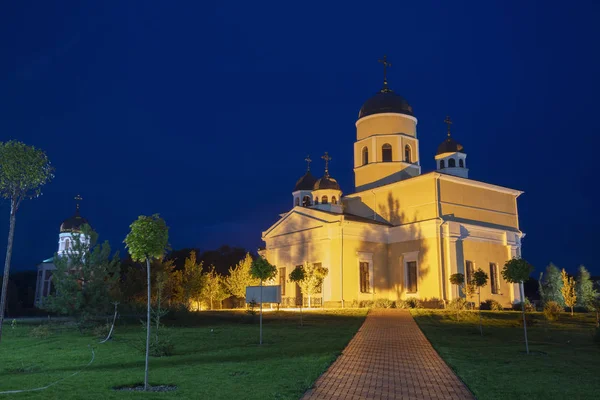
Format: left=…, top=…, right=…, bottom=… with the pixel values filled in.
left=294, top=171, right=317, bottom=191
left=314, top=175, right=340, bottom=191
left=60, top=209, right=89, bottom=233
left=436, top=136, right=465, bottom=155
left=358, top=89, right=413, bottom=119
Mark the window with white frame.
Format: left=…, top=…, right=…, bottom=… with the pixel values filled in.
left=490, top=263, right=499, bottom=294
left=357, top=252, right=373, bottom=294
left=403, top=251, right=419, bottom=294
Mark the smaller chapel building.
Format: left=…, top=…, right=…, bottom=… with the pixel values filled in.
left=261, top=69, right=525, bottom=308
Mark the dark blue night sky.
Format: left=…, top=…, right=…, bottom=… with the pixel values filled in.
left=1, top=1, right=599, bottom=275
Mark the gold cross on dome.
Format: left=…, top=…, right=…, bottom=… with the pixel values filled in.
left=444, top=116, right=452, bottom=137
left=305, top=155, right=312, bottom=172
left=378, top=55, right=392, bottom=89
left=321, top=152, right=332, bottom=176
left=74, top=194, right=83, bottom=210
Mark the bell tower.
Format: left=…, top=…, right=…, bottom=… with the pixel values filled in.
left=353, top=56, right=421, bottom=192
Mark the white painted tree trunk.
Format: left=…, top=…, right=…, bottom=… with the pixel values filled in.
left=144, top=258, right=151, bottom=390
left=259, top=280, right=263, bottom=345
left=520, top=281, right=529, bottom=355
left=0, top=202, right=16, bottom=343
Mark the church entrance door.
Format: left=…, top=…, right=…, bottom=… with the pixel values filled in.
left=295, top=283, right=303, bottom=307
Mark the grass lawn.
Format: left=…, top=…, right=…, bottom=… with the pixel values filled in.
left=412, top=309, right=600, bottom=400
left=0, top=309, right=367, bottom=399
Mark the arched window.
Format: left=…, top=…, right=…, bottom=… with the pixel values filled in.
left=404, top=145, right=412, bottom=163
left=362, top=147, right=369, bottom=165
left=331, top=196, right=337, bottom=204
left=295, top=197, right=300, bottom=206
left=449, top=158, right=456, bottom=167
left=440, top=160, right=445, bottom=169
left=321, top=196, right=328, bottom=204
left=382, top=144, right=392, bottom=162
left=459, top=159, right=464, bottom=168
left=65, top=239, right=70, bottom=251
left=302, top=196, right=312, bottom=207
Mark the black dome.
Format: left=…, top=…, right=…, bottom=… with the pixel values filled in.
left=314, top=175, right=340, bottom=191
left=60, top=209, right=89, bottom=233
left=294, top=171, right=317, bottom=191
left=358, top=89, right=413, bottom=119
left=436, top=136, right=465, bottom=155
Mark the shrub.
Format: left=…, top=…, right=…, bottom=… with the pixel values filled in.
left=359, top=300, right=374, bottom=308
left=374, top=298, right=395, bottom=309
left=447, top=298, right=468, bottom=311
left=543, top=301, right=562, bottom=321
left=149, top=334, right=175, bottom=357
left=398, top=298, right=422, bottom=309
left=92, top=323, right=111, bottom=339
left=29, top=325, right=51, bottom=339
left=480, top=299, right=504, bottom=311
left=512, top=298, right=534, bottom=312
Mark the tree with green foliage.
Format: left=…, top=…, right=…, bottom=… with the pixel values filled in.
left=449, top=273, right=465, bottom=320
left=291, top=262, right=328, bottom=308
left=225, top=253, right=259, bottom=307
left=561, top=269, right=577, bottom=316
left=539, top=263, right=564, bottom=307
left=202, top=266, right=228, bottom=309
left=472, top=269, right=489, bottom=336
left=591, top=295, right=600, bottom=328
left=180, top=251, right=204, bottom=310
left=502, top=257, right=534, bottom=354
left=250, top=256, right=277, bottom=345
left=44, top=225, right=120, bottom=325
left=575, top=265, right=597, bottom=310
left=0, top=140, right=54, bottom=342
left=289, top=266, right=306, bottom=326
left=124, top=214, right=169, bottom=391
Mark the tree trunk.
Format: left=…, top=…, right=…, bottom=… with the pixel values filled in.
left=144, top=258, right=151, bottom=391
left=308, top=294, right=311, bottom=308
left=478, top=289, right=482, bottom=336
left=0, top=204, right=17, bottom=343
left=259, top=280, right=263, bottom=345
left=596, top=310, right=599, bottom=328
left=520, top=281, right=529, bottom=355
left=570, top=306, right=574, bottom=317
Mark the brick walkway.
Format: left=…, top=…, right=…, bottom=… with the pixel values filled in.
left=302, top=309, right=474, bottom=400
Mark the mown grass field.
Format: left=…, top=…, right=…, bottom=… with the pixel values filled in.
left=411, top=309, right=600, bottom=400
left=0, top=309, right=367, bottom=399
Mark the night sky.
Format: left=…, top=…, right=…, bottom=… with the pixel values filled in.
left=1, top=1, right=599, bottom=275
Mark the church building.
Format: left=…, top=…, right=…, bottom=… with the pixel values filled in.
left=261, top=58, right=525, bottom=308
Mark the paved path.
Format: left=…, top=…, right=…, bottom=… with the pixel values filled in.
left=302, top=309, right=474, bottom=400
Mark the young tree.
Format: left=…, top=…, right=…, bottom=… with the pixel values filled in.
left=124, top=214, right=169, bottom=391
left=289, top=266, right=306, bottom=326
left=539, top=263, right=564, bottom=307
left=561, top=269, right=577, bottom=316
left=502, top=258, right=534, bottom=354
left=225, top=253, right=259, bottom=307
left=202, top=266, right=228, bottom=309
left=575, top=265, right=597, bottom=310
left=44, top=225, right=120, bottom=324
left=472, top=268, right=489, bottom=336
left=0, top=140, right=54, bottom=342
left=250, top=256, right=277, bottom=345
left=449, top=273, right=465, bottom=320
left=591, top=295, right=600, bottom=328
left=180, top=251, right=204, bottom=310
left=292, top=262, right=328, bottom=308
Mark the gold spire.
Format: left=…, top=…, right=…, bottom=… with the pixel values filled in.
left=321, top=152, right=331, bottom=177
left=444, top=116, right=453, bottom=137
left=305, top=155, right=312, bottom=172
left=74, top=194, right=82, bottom=210
left=378, top=55, right=392, bottom=92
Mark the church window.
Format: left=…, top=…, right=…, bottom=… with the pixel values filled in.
left=321, top=196, right=328, bottom=204
left=404, top=145, right=412, bottom=163
left=406, top=261, right=418, bottom=293
left=279, top=267, right=286, bottom=296
left=459, top=159, right=464, bottom=168
left=65, top=239, right=70, bottom=251
left=440, top=159, right=445, bottom=169
left=295, top=197, right=300, bottom=207
left=331, top=196, right=337, bottom=204
left=362, top=147, right=369, bottom=165
left=314, top=197, right=319, bottom=205
left=449, top=158, right=456, bottom=167
left=465, top=261, right=474, bottom=283
left=382, top=144, right=392, bottom=162
left=359, top=262, right=370, bottom=293
left=490, top=263, right=499, bottom=294
left=302, top=196, right=312, bottom=207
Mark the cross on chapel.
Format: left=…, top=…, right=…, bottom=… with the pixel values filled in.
left=444, top=116, right=452, bottom=137
left=378, top=55, right=392, bottom=91
left=322, top=152, right=331, bottom=176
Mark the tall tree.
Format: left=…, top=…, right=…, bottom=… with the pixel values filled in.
left=250, top=256, right=277, bottom=345
left=539, top=263, right=564, bottom=307
left=124, top=214, right=169, bottom=391
left=0, top=141, right=54, bottom=342
left=502, top=258, right=534, bottom=355
left=202, top=266, right=228, bottom=310
left=561, top=269, right=577, bottom=316
left=225, top=253, right=259, bottom=307
left=44, top=225, right=120, bottom=323
left=472, top=268, right=489, bottom=336
left=181, top=251, right=204, bottom=310
left=575, top=265, right=597, bottom=310
left=292, top=262, right=328, bottom=308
